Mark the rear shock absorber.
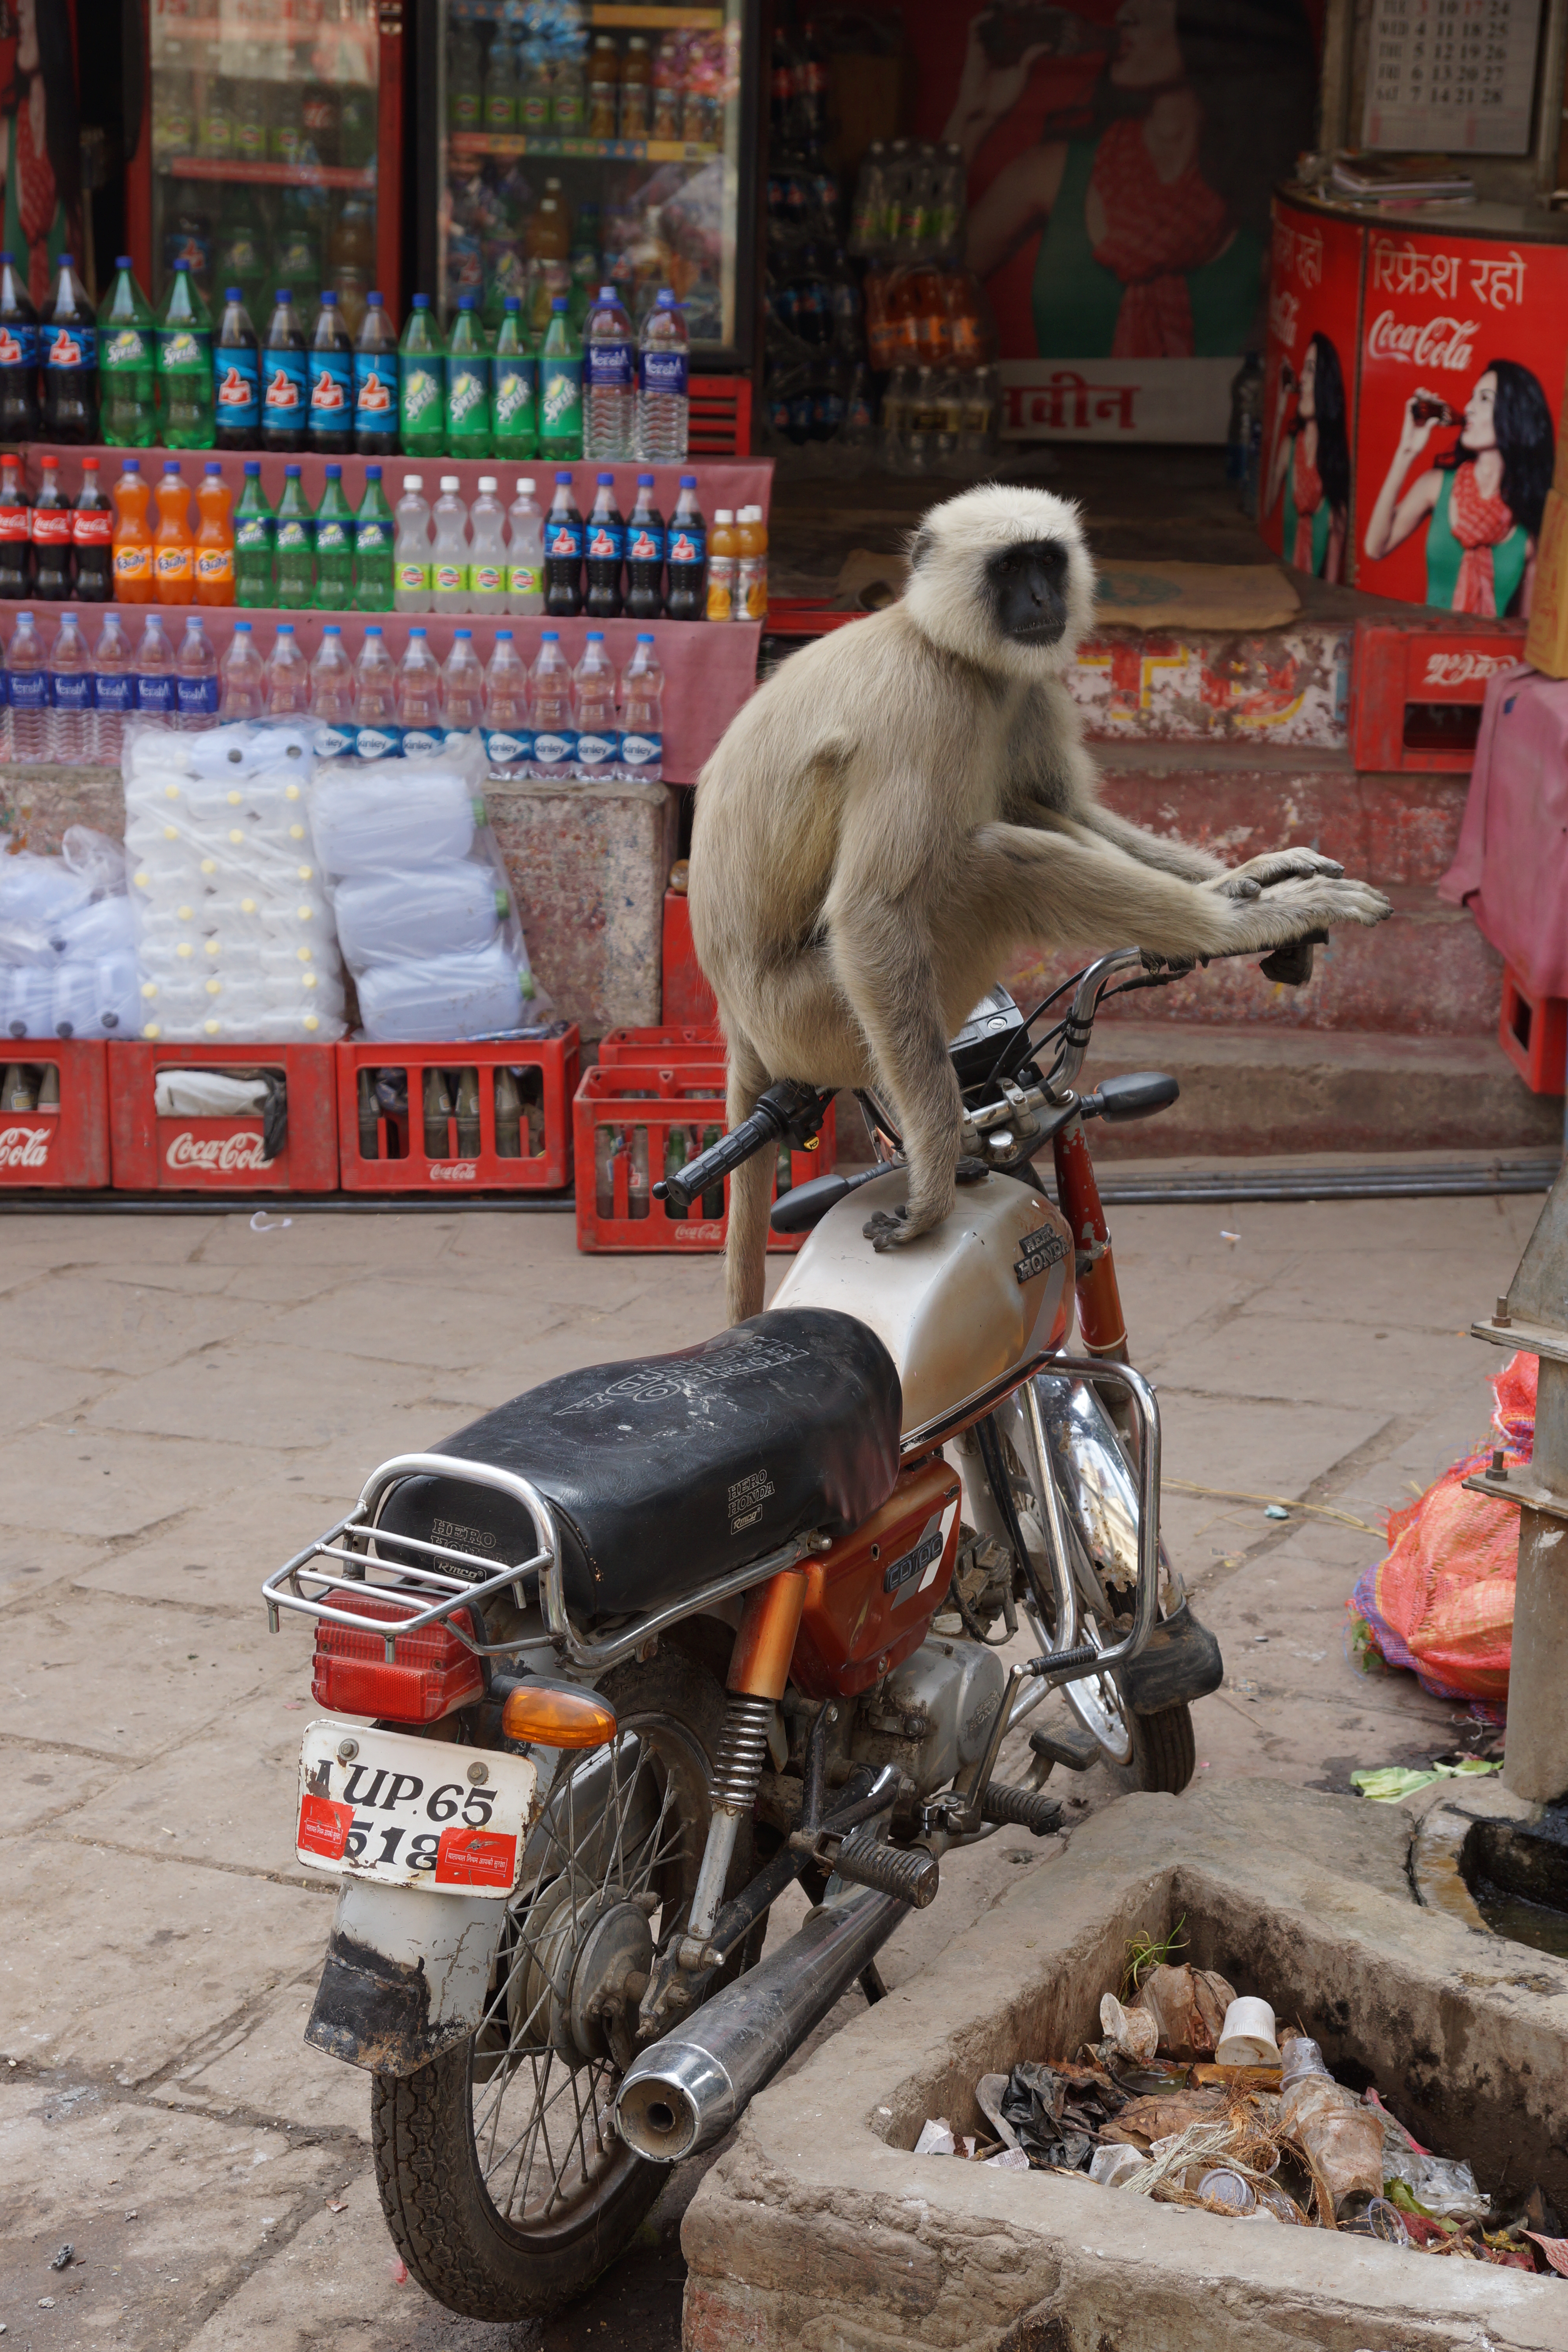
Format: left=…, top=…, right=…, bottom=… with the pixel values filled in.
left=686, top=1693, right=775, bottom=1946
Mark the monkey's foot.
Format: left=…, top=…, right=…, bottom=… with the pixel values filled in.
left=863, top=1207, right=909, bottom=1251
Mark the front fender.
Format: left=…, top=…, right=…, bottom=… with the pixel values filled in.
left=305, top=1877, right=504, bottom=2077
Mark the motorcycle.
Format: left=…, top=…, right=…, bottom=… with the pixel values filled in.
left=265, top=943, right=1240, bottom=2321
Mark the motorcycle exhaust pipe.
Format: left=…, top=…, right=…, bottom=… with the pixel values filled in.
left=615, top=1887, right=907, bottom=2163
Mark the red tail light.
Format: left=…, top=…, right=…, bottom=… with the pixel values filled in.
left=311, top=1591, right=485, bottom=1723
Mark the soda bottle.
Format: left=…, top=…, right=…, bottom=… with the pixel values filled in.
left=8, top=613, right=48, bottom=759
left=72, top=458, right=113, bottom=604
left=214, top=287, right=260, bottom=450
left=572, top=630, right=619, bottom=779
left=261, top=290, right=309, bottom=452
left=91, top=611, right=136, bottom=762
left=31, top=458, right=74, bottom=602
left=233, top=461, right=275, bottom=606
left=110, top=459, right=152, bottom=605
left=482, top=629, right=531, bottom=772
left=194, top=462, right=235, bottom=606
left=354, top=290, right=399, bottom=454
left=307, top=289, right=354, bottom=452
left=539, top=297, right=583, bottom=463
left=543, top=469, right=583, bottom=617
left=275, top=465, right=316, bottom=608
left=41, top=255, right=99, bottom=444
left=469, top=476, right=508, bottom=615
left=0, top=251, right=38, bottom=440
left=494, top=297, right=536, bottom=461
left=152, top=462, right=194, bottom=606
left=522, top=48, right=552, bottom=131
left=48, top=612, right=92, bottom=761
left=445, top=296, right=492, bottom=459
left=736, top=504, right=768, bottom=622
left=394, top=472, right=432, bottom=613
left=528, top=630, right=575, bottom=779
left=0, top=455, right=28, bottom=601
left=397, top=627, right=444, bottom=757
left=584, top=283, right=635, bottom=462
left=616, top=632, right=664, bottom=779
left=214, top=185, right=268, bottom=318
left=441, top=627, right=485, bottom=744
left=353, top=464, right=394, bottom=611
left=218, top=618, right=266, bottom=719
left=665, top=474, right=706, bottom=622
left=624, top=473, right=664, bottom=620
left=135, top=612, right=177, bottom=722
left=399, top=294, right=446, bottom=457
left=706, top=508, right=737, bottom=622
left=265, top=621, right=310, bottom=716
left=484, top=32, right=518, bottom=132
left=507, top=475, right=544, bottom=614
left=449, top=18, right=483, bottom=130
left=310, top=621, right=356, bottom=756
left=156, top=261, right=214, bottom=449
left=584, top=471, right=624, bottom=620
left=353, top=625, right=401, bottom=758
left=314, top=463, right=355, bottom=609
left=175, top=615, right=219, bottom=730
left=430, top=475, right=471, bottom=614
left=98, top=258, right=156, bottom=448
left=637, top=289, right=688, bottom=463
left=301, top=85, right=340, bottom=168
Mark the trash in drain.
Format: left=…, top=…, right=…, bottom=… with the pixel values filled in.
left=912, top=1951, right=1558, bottom=2270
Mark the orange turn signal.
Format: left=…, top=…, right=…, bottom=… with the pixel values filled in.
left=501, top=1680, right=618, bottom=1750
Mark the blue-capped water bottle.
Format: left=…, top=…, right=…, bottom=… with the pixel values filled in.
left=482, top=630, right=532, bottom=775
left=528, top=631, right=575, bottom=779
left=584, top=283, right=635, bottom=462
left=572, top=630, right=618, bottom=779
left=615, top=633, right=663, bottom=780
left=636, top=288, right=688, bottom=463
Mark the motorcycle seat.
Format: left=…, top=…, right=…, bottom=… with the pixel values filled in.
left=376, top=1307, right=903, bottom=1632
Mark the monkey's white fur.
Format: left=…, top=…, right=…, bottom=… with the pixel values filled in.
left=690, top=484, right=1388, bottom=1325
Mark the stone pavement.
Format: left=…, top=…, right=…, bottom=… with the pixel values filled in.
left=0, top=1188, right=1541, bottom=2351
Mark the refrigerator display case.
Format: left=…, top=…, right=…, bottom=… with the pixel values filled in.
left=417, top=0, right=760, bottom=368
left=131, top=0, right=405, bottom=326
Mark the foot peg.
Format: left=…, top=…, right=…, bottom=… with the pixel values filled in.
left=832, top=1830, right=940, bottom=1909
left=1029, top=1722, right=1101, bottom=1774
left=980, top=1782, right=1064, bottom=1836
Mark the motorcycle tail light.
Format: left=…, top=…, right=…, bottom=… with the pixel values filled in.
left=310, top=1591, right=484, bottom=1723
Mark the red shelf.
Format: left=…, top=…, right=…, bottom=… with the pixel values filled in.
left=165, top=155, right=377, bottom=189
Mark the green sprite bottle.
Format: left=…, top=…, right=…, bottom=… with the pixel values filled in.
left=353, top=463, right=394, bottom=611
left=494, top=296, right=537, bottom=460
left=314, top=462, right=355, bottom=610
left=445, top=295, right=493, bottom=458
left=233, top=461, right=276, bottom=607
left=156, top=261, right=214, bottom=450
left=275, top=463, right=316, bottom=609
left=398, top=293, right=446, bottom=459
left=538, top=296, right=583, bottom=464
left=98, top=257, right=157, bottom=448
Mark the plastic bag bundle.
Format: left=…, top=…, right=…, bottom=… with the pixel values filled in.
left=122, top=719, right=346, bottom=1044
left=310, top=742, right=549, bottom=1044
left=0, top=826, right=140, bottom=1040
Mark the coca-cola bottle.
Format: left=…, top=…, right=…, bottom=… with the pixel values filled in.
left=40, top=254, right=99, bottom=444
left=71, top=457, right=114, bottom=603
left=0, top=251, right=38, bottom=441
left=0, top=454, right=31, bottom=598
left=31, top=456, right=74, bottom=600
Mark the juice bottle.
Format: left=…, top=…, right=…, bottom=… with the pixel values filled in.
left=619, top=35, right=651, bottom=137
left=706, top=508, right=737, bottom=622
left=193, top=461, right=235, bottom=606
left=736, top=503, right=768, bottom=622
left=111, top=459, right=154, bottom=604
left=153, top=460, right=195, bottom=605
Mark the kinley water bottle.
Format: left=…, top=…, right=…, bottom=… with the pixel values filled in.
left=354, top=625, right=401, bottom=759
left=310, top=622, right=356, bottom=758
left=616, top=633, right=664, bottom=780
left=483, top=630, right=531, bottom=774
left=8, top=611, right=50, bottom=760
left=397, top=627, right=445, bottom=758
left=441, top=627, right=485, bottom=746
left=572, top=630, right=618, bottom=780
left=528, top=631, right=575, bottom=780
left=218, top=619, right=267, bottom=720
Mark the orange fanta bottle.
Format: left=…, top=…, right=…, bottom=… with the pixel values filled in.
left=193, top=462, right=235, bottom=606
left=111, top=458, right=154, bottom=605
left=153, top=461, right=194, bottom=605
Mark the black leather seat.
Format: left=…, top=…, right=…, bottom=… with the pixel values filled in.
left=376, top=1308, right=902, bottom=1630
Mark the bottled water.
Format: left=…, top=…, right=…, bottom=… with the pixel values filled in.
left=217, top=621, right=265, bottom=720
left=637, top=289, right=688, bottom=462
left=528, top=631, right=575, bottom=780
left=310, top=760, right=478, bottom=872
left=507, top=476, right=544, bottom=614
left=356, top=942, right=526, bottom=1043
left=394, top=473, right=432, bottom=614
left=397, top=627, right=444, bottom=758
left=431, top=475, right=470, bottom=615
left=354, top=626, right=401, bottom=760
left=469, top=475, right=509, bottom=615
left=91, top=610, right=135, bottom=762
left=572, top=630, right=619, bottom=780
left=334, top=863, right=504, bottom=964
left=174, top=617, right=219, bottom=731
left=8, top=611, right=47, bottom=760
left=585, top=283, right=635, bottom=461
left=311, top=623, right=356, bottom=758
left=48, top=611, right=92, bottom=761
left=482, top=630, right=531, bottom=773
left=134, top=613, right=176, bottom=722
left=616, top=633, right=664, bottom=780
left=441, top=627, right=485, bottom=745
left=266, top=621, right=310, bottom=717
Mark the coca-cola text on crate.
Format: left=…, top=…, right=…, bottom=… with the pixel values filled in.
left=109, top=1044, right=338, bottom=1192
left=0, top=1043, right=110, bottom=1189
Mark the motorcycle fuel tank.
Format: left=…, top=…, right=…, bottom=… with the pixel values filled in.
left=771, top=1167, right=1073, bottom=1438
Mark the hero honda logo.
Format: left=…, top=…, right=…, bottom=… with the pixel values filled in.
left=166, top=1129, right=274, bottom=1172
left=1365, top=312, right=1479, bottom=372
left=0, top=1124, right=51, bottom=1170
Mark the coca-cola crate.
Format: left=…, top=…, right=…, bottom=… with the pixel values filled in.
left=1499, top=962, right=1568, bottom=1094
left=597, top=1022, right=722, bottom=1068
left=1348, top=617, right=1527, bottom=772
left=0, top=1040, right=109, bottom=1188
left=574, top=1064, right=835, bottom=1253
left=109, top=1042, right=339, bottom=1191
left=661, top=891, right=719, bottom=1029
left=336, top=1030, right=579, bottom=1192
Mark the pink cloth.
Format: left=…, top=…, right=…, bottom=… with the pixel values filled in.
left=1439, top=665, right=1568, bottom=995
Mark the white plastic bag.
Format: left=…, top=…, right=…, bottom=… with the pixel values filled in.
left=0, top=828, right=140, bottom=1037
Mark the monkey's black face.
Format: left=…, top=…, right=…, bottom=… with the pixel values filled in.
left=985, top=538, right=1069, bottom=647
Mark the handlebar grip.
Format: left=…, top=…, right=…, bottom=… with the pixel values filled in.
left=656, top=1104, right=782, bottom=1214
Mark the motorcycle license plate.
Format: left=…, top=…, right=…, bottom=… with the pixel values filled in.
left=295, top=1720, right=540, bottom=1898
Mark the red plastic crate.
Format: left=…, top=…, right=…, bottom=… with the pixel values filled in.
left=598, top=1022, right=722, bottom=1069
left=0, top=1040, right=109, bottom=1188
left=1499, top=962, right=1568, bottom=1094
left=690, top=374, right=753, bottom=457
left=574, top=1064, right=835, bottom=1252
left=109, top=1042, right=339, bottom=1191
left=1348, top=618, right=1527, bottom=772
left=335, top=1031, right=578, bottom=1192
left=661, top=891, right=719, bottom=1028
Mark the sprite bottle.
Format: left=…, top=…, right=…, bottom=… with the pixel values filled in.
left=314, top=462, right=355, bottom=610
left=275, top=464, right=316, bottom=609
left=445, top=295, right=493, bottom=458
left=399, top=294, right=445, bottom=458
left=494, top=296, right=537, bottom=460
left=156, top=261, right=214, bottom=449
left=539, top=296, right=583, bottom=464
left=233, top=461, right=276, bottom=607
left=98, top=258, right=157, bottom=448
left=353, top=463, right=394, bottom=611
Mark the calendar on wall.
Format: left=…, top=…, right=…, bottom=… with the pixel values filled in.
left=1361, top=0, right=1543, bottom=155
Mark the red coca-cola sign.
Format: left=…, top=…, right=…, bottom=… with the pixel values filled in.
left=0, top=1122, right=53, bottom=1173
left=163, top=1126, right=275, bottom=1177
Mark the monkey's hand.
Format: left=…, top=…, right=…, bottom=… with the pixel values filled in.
left=1217, top=874, right=1390, bottom=952
left=1215, top=848, right=1345, bottom=895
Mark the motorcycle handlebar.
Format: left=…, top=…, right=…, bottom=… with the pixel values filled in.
left=654, top=1079, right=835, bottom=1214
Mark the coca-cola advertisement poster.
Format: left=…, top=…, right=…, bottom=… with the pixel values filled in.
left=1354, top=229, right=1567, bottom=614
left=1259, top=205, right=1363, bottom=583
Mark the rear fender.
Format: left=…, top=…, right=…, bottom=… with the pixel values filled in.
left=305, top=1878, right=505, bottom=2077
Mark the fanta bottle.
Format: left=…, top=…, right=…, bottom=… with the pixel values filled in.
left=193, top=462, right=234, bottom=606
left=153, top=461, right=194, bottom=605
left=111, top=459, right=155, bottom=604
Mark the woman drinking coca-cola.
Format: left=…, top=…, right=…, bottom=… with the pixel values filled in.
left=1363, top=359, right=1555, bottom=617
left=1264, top=332, right=1349, bottom=582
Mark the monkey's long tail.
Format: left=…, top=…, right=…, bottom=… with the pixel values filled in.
left=723, top=1027, right=773, bottom=1326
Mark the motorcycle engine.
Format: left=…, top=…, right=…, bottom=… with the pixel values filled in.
left=852, top=1633, right=1007, bottom=1797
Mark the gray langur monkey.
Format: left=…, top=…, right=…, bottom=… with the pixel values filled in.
left=689, top=482, right=1389, bottom=1325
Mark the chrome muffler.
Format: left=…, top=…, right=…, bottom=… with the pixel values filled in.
left=614, top=1886, right=907, bottom=2162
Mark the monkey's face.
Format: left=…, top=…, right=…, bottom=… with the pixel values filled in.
left=901, top=483, right=1096, bottom=680
left=985, top=539, right=1070, bottom=648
